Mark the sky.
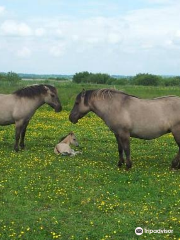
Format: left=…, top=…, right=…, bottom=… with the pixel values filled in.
left=0, top=0, right=180, bottom=75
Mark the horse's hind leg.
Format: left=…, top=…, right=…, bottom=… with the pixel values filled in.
left=171, top=125, right=180, bottom=169
left=20, top=121, right=29, bottom=149
left=14, top=120, right=24, bottom=152
left=118, top=131, right=132, bottom=170
left=115, top=134, right=125, bottom=167
left=14, top=122, right=22, bottom=152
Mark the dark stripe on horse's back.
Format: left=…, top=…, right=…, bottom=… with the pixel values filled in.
left=13, top=84, right=56, bottom=98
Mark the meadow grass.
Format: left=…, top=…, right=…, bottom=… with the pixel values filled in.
left=0, top=82, right=180, bottom=240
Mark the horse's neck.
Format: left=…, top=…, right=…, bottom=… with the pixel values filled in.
left=90, top=99, right=109, bottom=119
left=17, top=95, right=45, bottom=116
left=61, top=136, right=71, bottom=145
left=26, top=96, right=45, bottom=109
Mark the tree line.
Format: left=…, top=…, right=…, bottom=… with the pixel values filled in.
left=1, top=71, right=180, bottom=87
left=73, top=72, right=180, bottom=86
left=0, top=72, right=22, bottom=83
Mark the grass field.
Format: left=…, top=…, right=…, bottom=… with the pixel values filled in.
left=0, top=82, right=180, bottom=240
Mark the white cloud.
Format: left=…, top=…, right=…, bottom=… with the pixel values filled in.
left=0, top=6, right=5, bottom=15
left=35, top=27, right=45, bottom=37
left=17, top=47, right=32, bottom=58
left=1, top=1, right=180, bottom=74
left=122, top=3, right=180, bottom=52
left=1, top=20, right=32, bottom=36
left=107, top=33, right=122, bottom=44
left=49, top=43, right=66, bottom=57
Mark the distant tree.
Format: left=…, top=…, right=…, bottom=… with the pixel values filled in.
left=73, top=71, right=90, bottom=83
left=114, top=78, right=129, bottom=85
left=164, top=76, right=180, bottom=86
left=132, top=73, right=161, bottom=86
left=87, top=73, right=110, bottom=84
left=73, top=71, right=115, bottom=84
left=6, top=72, right=21, bottom=83
left=0, top=73, right=6, bottom=81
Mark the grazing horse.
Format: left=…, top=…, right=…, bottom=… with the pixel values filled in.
left=0, top=84, right=62, bottom=151
left=69, top=88, right=180, bottom=170
left=54, top=132, right=81, bottom=156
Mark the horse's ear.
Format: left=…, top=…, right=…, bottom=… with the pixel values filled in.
left=69, top=131, right=74, bottom=135
left=44, top=86, right=49, bottom=91
left=81, top=89, right=86, bottom=97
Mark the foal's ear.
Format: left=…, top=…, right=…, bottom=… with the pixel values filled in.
left=81, top=89, right=86, bottom=97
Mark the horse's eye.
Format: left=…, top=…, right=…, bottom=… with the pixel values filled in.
left=51, top=94, right=55, bottom=98
left=75, top=102, right=79, bottom=105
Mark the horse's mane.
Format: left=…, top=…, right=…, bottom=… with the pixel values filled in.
left=83, top=88, right=139, bottom=105
left=13, top=84, right=56, bottom=98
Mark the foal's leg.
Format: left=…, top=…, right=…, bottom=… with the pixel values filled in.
left=119, top=132, right=132, bottom=170
left=20, top=121, right=29, bottom=149
left=171, top=126, right=180, bottom=169
left=115, top=134, right=124, bottom=167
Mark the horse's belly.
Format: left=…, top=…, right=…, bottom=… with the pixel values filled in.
left=0, top=116, right=14, bottom=125
left=130, top=126, right=168, bottom=140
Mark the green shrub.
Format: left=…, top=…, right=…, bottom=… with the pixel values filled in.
left=132, top=73, right=161, bottom=86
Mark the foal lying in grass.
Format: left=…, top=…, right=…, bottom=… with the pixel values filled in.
left=54, top=132, right=81, bottom=156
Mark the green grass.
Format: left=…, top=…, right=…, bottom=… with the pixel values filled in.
left=0, top=82, right=180, bottom=240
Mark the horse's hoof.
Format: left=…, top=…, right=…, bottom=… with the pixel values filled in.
left=117, top=163, right=122, bottom=168
left=126, top=163, right=132, bottom=170
left=171, top=163, right=179, bottom=169
left=14, top=148, right=19, bottom=152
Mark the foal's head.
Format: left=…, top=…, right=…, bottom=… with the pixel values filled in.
left=61, top=132, right=79, bottom=146
left=69, top=132, right=79, bottom=146
left=69, top=89, right=92, bottom=124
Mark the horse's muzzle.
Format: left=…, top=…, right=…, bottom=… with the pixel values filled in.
left=69, top=114, right=78, bottom=124
left=55, top=105, right=62, bottom=112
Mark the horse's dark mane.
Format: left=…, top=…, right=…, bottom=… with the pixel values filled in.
left=13, top=84, right=56, bottom=98
left=82, top=89, right=139, bottom=105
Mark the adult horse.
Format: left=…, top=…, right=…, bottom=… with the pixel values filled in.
left=0, top=84, right=62, bottom=151
left=69, top=89, right=180, bottom=170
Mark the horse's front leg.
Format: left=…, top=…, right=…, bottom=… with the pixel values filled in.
left=115, top=134, right=124, bottom=167
left=20, top=121, right=29, bottom=149
left=119, top=132, right=132, bottom=170
left=14, top=121, right=23, bottom=152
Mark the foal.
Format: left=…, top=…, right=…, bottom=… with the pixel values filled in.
left=54, top=132, right=81, bottom=156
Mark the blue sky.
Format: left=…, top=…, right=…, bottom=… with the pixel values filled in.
left=0, top=0, right=180, bottom=75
